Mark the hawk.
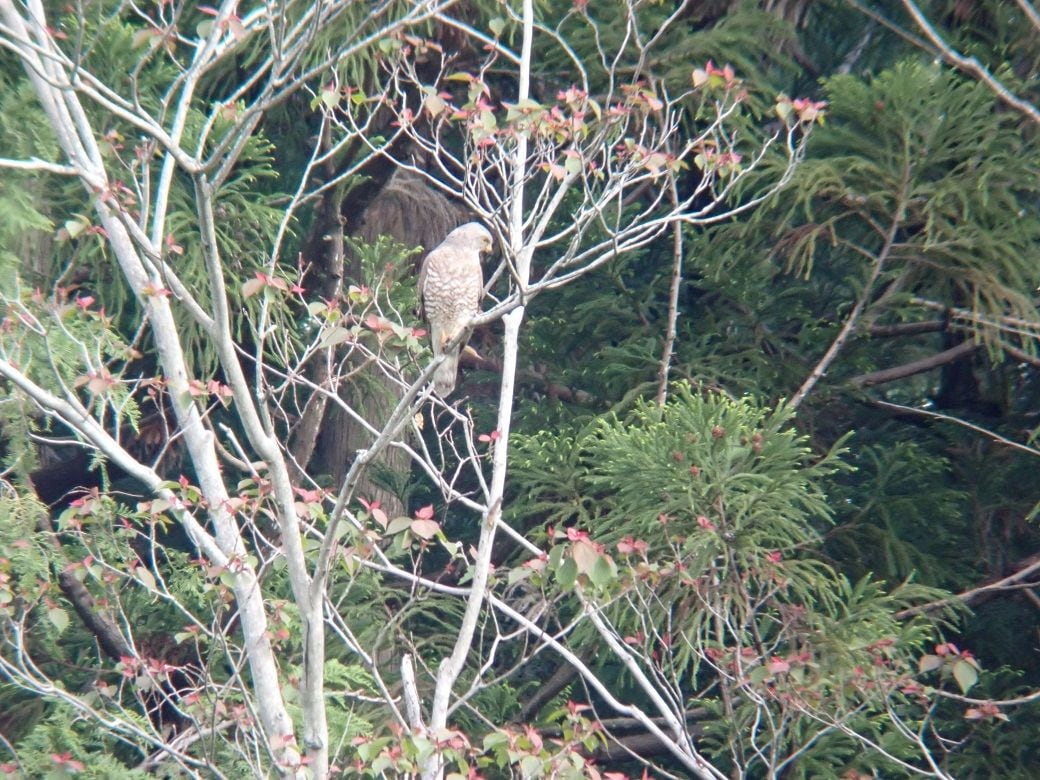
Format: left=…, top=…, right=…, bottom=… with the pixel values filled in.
left=418, top=222, right=494, bottom=396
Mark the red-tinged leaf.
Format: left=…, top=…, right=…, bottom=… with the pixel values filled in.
left=523, top=555, right=547, bottom=571
left=227, top=15, right=247, bottom=40
left=768, top=657, right=790, bottom=674
left=142, top=283, right=172, bottom=297
left=208, top=380, right=233, bottom=398
left=132, top=27, right=160, bottom=49
left=415, top=504, right=435, bottom=520
left=87, top=375, right=114, bottom=395
left=364, top=314, right=390, bottom=331
left=225, top=496, right=248, bottom=513
left=572, top=539, right=599, bottom=574
left=411, top=518, right=440, bottom=540
left=242, top=277, right=265, bottom=298
left=371, top=506, right=388, bottom=529
left=692, top=68, right=709, bottom=88
left=542, top=162, right=567, bottom=181
left=424, top=92, right=447, bottom=118
left=644, top=151, right=668, bottom=173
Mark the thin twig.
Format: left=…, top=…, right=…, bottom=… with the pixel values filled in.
left=871, top=398, right=1040, bottom=458
left=899, top=0, right=1040, bottom=125
left=789, top=168, right=909, bottom=409
left=656, top=176, right=684, bottom=406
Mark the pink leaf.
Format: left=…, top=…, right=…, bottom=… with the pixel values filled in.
left=411, top=518, right=440, bottom=540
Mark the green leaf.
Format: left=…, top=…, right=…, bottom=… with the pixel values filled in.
left=520, top=755, right=544, bottom=777
left=548, top=544, right=564, bottom=570
left=319, top=326, right=352, bottom=348
left=557, top=558, right=578, bottom=590
left=48, top=606, right=70, bottom=633
left=63, top=217, right=89, bottom=239
left=320, top=87, right=340, bottom=111
left=588, top=555, right=615, bottom=589
left=135, top=565, right=156, bottom=590
left=918, top=654, right=943, bottom=673
left=748, top=665, right=771, bottom=685
left=386, top=516, right=413, bottom=535
left=507, top=566, right=533, bottom=586
left=482, top=732, right=507, bottom=752
left=953, top=659, right=978, bottom=693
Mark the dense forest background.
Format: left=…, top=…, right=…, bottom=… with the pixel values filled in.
left=0, top=0, right=1038, bottom=777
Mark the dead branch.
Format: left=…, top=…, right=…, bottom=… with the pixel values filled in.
left=851, top=340, right=979, bottom=387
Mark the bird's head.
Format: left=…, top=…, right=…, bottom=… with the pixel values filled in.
left=448, top=222, right=494, bottom=256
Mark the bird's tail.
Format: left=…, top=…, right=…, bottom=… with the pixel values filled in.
left=433, top=346, right=460, bottom=396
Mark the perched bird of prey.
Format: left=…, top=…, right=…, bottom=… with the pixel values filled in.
left=419, top=222, right=494, bottom=396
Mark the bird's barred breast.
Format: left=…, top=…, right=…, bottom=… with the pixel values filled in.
left=423, top=261, right=482, bottom=319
